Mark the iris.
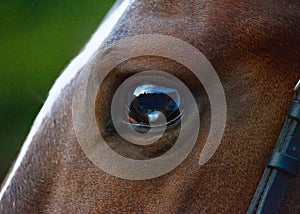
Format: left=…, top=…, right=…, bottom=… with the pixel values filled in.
left=127, top=84, right=181, bottom=131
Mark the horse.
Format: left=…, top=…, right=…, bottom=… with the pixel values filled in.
left=1, top=0, right=300, bottom=213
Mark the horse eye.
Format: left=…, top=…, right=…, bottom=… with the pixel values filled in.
left=126, top=84, right=182, bottom=133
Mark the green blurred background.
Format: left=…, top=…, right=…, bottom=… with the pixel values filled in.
left=0, top=0, right=115, bottom=183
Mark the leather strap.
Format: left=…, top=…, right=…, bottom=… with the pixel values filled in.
left=247, top=82, right=300, bottom=214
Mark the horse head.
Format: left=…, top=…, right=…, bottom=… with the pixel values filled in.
left=1, top=0, right=300, bottom=213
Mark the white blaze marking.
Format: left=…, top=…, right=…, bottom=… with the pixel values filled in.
left=0, top=0, right=135, bottom=200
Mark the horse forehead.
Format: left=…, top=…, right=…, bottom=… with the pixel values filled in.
left=136, top=0, right=298, bottom=20
left=110, top=0, right=299, bottom=56
left=40, top=0, right=299, bottom=127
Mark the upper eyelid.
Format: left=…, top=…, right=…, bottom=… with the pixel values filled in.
left=107, top=56, right=194, bottom=81
left=98, top=56, right=207, bottom=113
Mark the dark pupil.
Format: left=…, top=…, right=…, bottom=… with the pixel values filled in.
left=128, top=89, right=180, bottom=126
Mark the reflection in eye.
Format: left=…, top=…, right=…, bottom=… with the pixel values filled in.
left=125, top=84, right=182, bottom=133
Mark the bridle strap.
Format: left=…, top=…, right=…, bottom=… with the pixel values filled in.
left=247, top=80, right=300, bottom=214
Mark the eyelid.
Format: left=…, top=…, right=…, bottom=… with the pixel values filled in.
left=97, top=57, right=208, bottom=136
left=110, top=56, right=202, bottom=90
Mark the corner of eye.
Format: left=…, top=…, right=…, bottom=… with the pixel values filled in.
left=104, top=119, right=116, bottom=136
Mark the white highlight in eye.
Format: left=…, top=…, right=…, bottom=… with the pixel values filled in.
left=147, top=110, right=161, bottom=122
left=133, top=84, right=181, bottom=105
left=0, top=0, right=135, bottom=201
left=134, top=84, right=177, bottom=95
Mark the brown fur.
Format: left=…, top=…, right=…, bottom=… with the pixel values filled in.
left=1, top=0, right=300, bottom=213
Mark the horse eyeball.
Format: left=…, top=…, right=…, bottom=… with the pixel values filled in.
left=126, top=84, right=182, bottom=133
